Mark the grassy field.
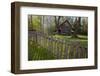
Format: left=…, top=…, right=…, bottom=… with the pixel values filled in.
left=53, top=35, right=87, bottom=47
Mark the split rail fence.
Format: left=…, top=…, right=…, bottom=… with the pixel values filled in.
left=28, top=30, right=87, bottom=59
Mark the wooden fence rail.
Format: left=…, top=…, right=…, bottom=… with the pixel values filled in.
left=28, top=31, right=88, bottom=59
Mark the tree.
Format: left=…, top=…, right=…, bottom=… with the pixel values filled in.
left=28, top=15, right=33, bottom=31
left=54, top=16, right=62, bottom=29
left=71, top=17, right=81, bottom=38
left=81, top=17, right=88, bottom=35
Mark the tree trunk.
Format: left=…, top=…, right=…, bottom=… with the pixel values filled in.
left=71, top=17, right=81, bottom=38
left=71, top=31, right=78, bottom=38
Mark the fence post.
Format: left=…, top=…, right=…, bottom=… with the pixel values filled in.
left=61, top=40, right=65, bottom=59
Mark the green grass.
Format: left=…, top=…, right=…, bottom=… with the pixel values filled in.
left=53, top=34, right=87, bottom=40
left=28, top=40, right=55, bottom=60
left=53, top=35, right=87, bottom=47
